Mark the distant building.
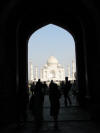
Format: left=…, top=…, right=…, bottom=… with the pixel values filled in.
left=28, top=56, right=76, bottom=84
left=41, top=56, right=65, bottom=84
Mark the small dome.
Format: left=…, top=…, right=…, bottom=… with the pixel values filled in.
left=47, top=56, right=58, bottom=66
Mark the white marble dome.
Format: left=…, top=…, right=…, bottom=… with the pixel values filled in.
left=47, top=56, right=58, bottom=66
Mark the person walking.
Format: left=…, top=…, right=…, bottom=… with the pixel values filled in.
left=63, top=77, right=72, bottom=107
left=29, top=79, right=44, bottom=131
left=49, top=80, right=61, bottom=129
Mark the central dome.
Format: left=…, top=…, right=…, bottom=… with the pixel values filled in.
left=47, top=56, right=58, bottom=66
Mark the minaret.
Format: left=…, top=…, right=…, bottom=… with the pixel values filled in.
left=67, top=65, right=71, bottom=80
left=29, top=61, right=33, bottom=81
left=72, top=60, right=75, bottom=80
left=40, top=68, right=43, bottom=81
left=35, top=66, right=38, bottom=81
left=62, top=68, right=65, bottom=81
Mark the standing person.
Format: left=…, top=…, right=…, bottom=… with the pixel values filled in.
left=42, top=81, right=48, bottom=95
left=60, top=81, right=65, bottom=95
left=71, top=80, right=79, bottom=106
left=30, top=82, right=35, bottom=96
left=63, top=77, right=72, bottom=107
left=49, top=80, right=61, bottom=129
left=30, top=79, right=44, bottom=131
left=35, top=79, right=44, bottom=105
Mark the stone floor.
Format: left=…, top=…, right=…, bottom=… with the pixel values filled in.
left=28, top=95, right=90, bottom=121
left=0, top=121, right=100, bottom=133
left=0, top=95, right=100, bottom=133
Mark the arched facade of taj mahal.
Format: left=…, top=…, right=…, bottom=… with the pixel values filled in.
left=28, top=56, right=76, bottom=84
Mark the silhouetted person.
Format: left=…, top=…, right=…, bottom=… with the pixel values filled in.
left=30, top=82, right=35, bottom=95
left=42, top=81, right=48, bottom=95
left=49, top=80, right=61, bottom=129
left=30, top=79, right=44, bottom=131
left=71, top=80, right=77, bottom=96
left=60, top=81, right=65, bottom=94
left=63, top=77, right=72, bottom=107
left=71, top=80, right=79, bottom=105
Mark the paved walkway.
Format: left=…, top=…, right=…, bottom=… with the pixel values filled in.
left=0, top=95, right=100, bottom=133
left=0, top=121, right=100, bottom=133
left=28, top=95, right=90, bottom=121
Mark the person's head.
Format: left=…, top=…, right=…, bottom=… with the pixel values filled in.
left=38, top=79, right=41, bottom=82
left=44, top=81, right=46, bottom=84
left=62, top=81, right=64, bottom=84
left=74, top=80, right=76, bottom=83
left=51, top=80, right=53, bottom=83
left=65, top=77, right=68, bottom=81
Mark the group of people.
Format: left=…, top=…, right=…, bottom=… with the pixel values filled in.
left=29, top=77, right=78, bottom=131
left=29, top=79, right=60, bottom=130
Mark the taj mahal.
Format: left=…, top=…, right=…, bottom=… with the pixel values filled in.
left=28, top=56, right=76, bottom=84
left=41, top=56, right=65, bottom=82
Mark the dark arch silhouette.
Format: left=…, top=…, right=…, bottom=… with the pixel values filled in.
left=1, top=0, right=100, bottom=124
left=16, top=11, right=87, bottom=108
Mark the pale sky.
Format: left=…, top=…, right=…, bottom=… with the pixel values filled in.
left=28, top=24, right=76, bottom=76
